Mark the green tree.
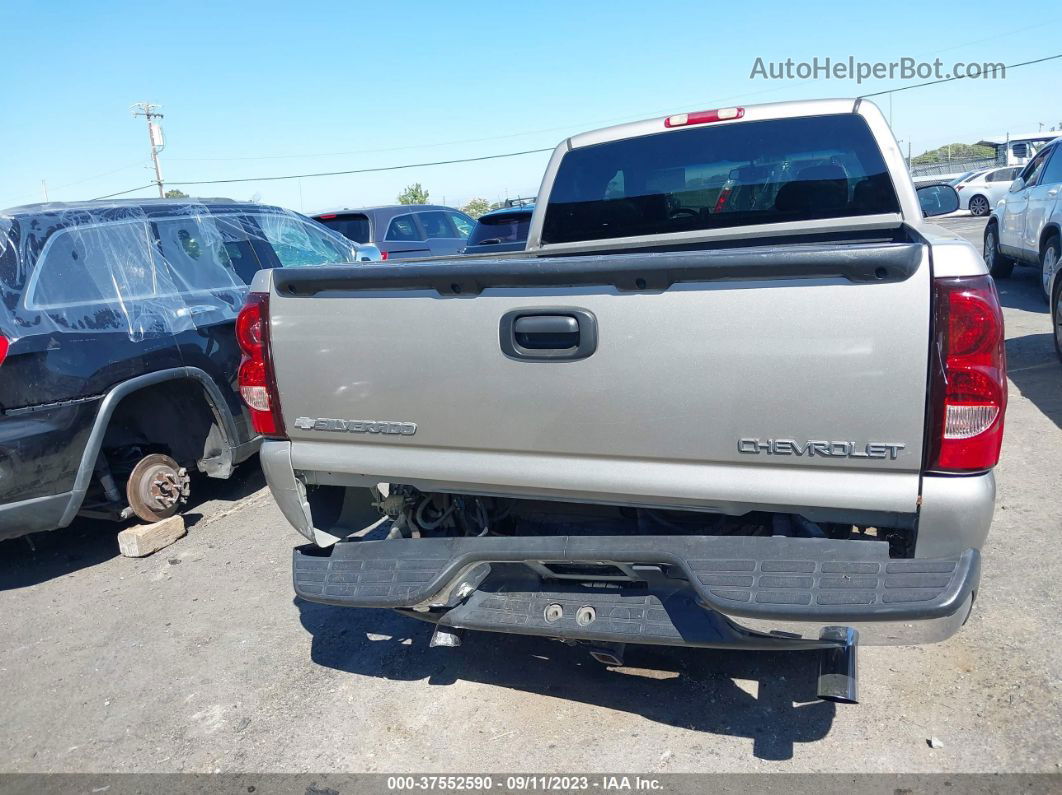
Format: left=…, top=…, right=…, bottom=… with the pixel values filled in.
left=461, top=197, right=491, bottom=219
left=911, top=143, right=995, bottom=166
left=164, top=188, right=189, bottom=199
left=397, top=183, right=430, bottom=205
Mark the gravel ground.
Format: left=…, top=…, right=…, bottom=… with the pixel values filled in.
left=1, top=215, right=1059, bottom=773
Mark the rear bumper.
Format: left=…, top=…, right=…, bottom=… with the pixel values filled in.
left=293, top=535, right=979, bottom=648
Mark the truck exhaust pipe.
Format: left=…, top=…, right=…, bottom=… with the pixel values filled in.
left=817, top=626, right=859, bottom=704
left=588, top=643, right=626, bottom=667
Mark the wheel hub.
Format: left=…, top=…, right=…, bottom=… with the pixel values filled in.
left=1043, top=245, right=1058, bottom=296
left=126, top=454, right=190, bottom=523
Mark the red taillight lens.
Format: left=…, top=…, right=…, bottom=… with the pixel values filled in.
left=927, top=276, right=1006, bottom=472
left=380, top=250, right=389, bottom=261
left=713, top=188, right=732, bottom=214
left=236, top=292, right=285, bottom=437
left=0, top=336, right=8, bottom=367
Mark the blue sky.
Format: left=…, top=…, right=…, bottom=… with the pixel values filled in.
left=2, top=0, right=1060, bottom=212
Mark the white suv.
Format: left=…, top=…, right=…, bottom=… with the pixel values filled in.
left=984, top=138, right=1062, bottom=334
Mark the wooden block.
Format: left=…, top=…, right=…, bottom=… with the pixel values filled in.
left=117, top=515, right=186, bottom=558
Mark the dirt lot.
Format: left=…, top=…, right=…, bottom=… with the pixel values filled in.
left=1, top=215, right=1060, bottom=773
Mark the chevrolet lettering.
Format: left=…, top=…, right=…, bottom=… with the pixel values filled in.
left=737, top=438, right=906, bottom=459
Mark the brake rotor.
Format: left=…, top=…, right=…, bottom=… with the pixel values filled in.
left=125, top=453, right=190, bottom=523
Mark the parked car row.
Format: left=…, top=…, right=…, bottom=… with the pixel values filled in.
left=0, top=199, right=379, bottom=540
left=314, top=205, right=476, bottom=259
left=315, top=202, right=537, bottom=258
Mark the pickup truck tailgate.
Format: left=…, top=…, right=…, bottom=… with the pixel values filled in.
left=267, top=242, right=930, bottom=517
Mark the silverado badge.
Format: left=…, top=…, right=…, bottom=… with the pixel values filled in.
left=294, top=417, right=417, bottom=436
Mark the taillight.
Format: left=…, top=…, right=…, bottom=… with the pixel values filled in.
left=0, top=336, right=8, bottom=367
left=665, top=107, right=744, bottom=128
left=380, top=250, right=389, bottom=261
left=236, top=292, right=285, bottom=437
left=713, top=188, right=732, bottom=214
left=927, top=275, right=1006, bottom=472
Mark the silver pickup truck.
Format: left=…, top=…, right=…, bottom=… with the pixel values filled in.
left=242, top=99, right=1006, bottom=703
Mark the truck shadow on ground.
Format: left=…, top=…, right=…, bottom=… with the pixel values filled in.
left=296, top=599, right=836, bottom=761
left=993, top=268, right=1061, bottom=430
left=0, top=463, right=266, bottom=590
left=994, top=267, right=1047, bottom=314
left=1005, top=333, right=1062, bottom=431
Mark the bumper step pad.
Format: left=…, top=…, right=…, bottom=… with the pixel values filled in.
left=293, top=534, right=978, bottom=624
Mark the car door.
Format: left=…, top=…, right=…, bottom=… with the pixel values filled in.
left=1023, top=146, right=1062, bottom=256
left=380, top=212, right=432, bottom=259
left=25, top=218, right=190, bottom=392
left=445, top=210, right=475, bottom=253
left=1000, top=148, right=1050, bottom=258
left=987, top=167, right=1022, bottom=207
left=411, top=210, right=466, bottom=257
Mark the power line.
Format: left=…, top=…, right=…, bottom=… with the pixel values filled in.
left=164, top=22, right=1058, bottom=165
left=165, top=146, right=555, bottom=187
left=52, top=161, right=146, bottom=191
left=92, top=183, right=158, bottom=200
left=92, top=50, right=1062, bottom=200
left=859, top=53, right=1062, bottom=98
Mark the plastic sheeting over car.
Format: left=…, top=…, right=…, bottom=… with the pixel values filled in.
left=0, top=200, right=365, bottom=342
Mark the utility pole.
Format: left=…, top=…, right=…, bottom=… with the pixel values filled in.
left=131, top=102, right=166, bottom=197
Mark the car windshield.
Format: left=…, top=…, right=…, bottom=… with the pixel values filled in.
left=468, top=212, right=532, bottom=246
left=543, top=114, right=900, bottom=244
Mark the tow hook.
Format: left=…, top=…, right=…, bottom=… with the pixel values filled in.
left=817, top=626, right=859, bottom=704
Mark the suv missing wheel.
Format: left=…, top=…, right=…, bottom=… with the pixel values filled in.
left=0, top=197, right=378, bottom=539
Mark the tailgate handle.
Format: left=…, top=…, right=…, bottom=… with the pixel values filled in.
left=514, top=315, right=578, bottom=348
left=500, top=308, right=597, bottom=361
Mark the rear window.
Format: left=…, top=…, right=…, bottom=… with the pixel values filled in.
left=468, top=212, right=532, bottom=246
left=318, top=213, right=371, bottom=243
left=543, top=114, right=899, bottom=244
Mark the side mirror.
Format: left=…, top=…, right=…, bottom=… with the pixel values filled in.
left=1009, top=177, right=1026, bottom=193
left=916, top=183, right=960, bottom=218
left=354, top=243, right=383, bottom=263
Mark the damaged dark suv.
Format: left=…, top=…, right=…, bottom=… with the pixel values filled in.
left=0, top=198, right=377, bottom=540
